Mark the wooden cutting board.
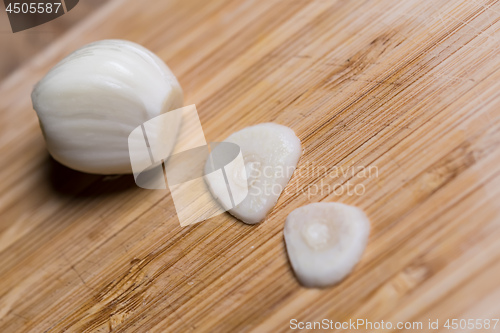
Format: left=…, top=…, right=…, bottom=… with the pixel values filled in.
left=1, top=0, right=499, bottom=331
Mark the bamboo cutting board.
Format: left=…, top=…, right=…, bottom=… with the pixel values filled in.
left=1, top=0, right=500, bottom=332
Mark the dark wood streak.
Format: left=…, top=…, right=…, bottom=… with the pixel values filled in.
left=1, top=0, right=500, bottom=332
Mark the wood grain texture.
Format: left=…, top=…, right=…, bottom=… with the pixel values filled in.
left=0, top=0, right=109, bottom=80
left=1, top=0, right=500, bottom=332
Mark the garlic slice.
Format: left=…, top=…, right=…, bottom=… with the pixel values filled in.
left=32, top=39, right=183, bottom=174
left=205, top=123, right=301, bottom=224
left=284, top=202, right=370, bottom=288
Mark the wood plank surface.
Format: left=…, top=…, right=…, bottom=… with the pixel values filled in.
left=1, top=0, right=500, bottom=332
left=0, top=0, right=108, bottom=80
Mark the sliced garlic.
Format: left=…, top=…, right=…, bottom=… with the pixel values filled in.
left=284, top=202, right=370, bottom=288
left=205, top=123, right=301, bottom=224
left=32, top=39, right=183, bottom=174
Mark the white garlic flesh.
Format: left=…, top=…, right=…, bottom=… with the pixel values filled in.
left=284, top=202, right=370, bottom=288
left=205, top=123, right=301, bottom=224
left=31, top=39, right=183, bottom=174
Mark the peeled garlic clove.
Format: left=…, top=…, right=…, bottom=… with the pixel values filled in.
left=205, top=123, right=301, bottom=224
left=284, top=202, right=370, bottom=288
left=32, top=39, right=183, bottom=174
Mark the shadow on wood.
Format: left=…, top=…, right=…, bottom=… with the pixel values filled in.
left=46, top=154, right=138, bottom=198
